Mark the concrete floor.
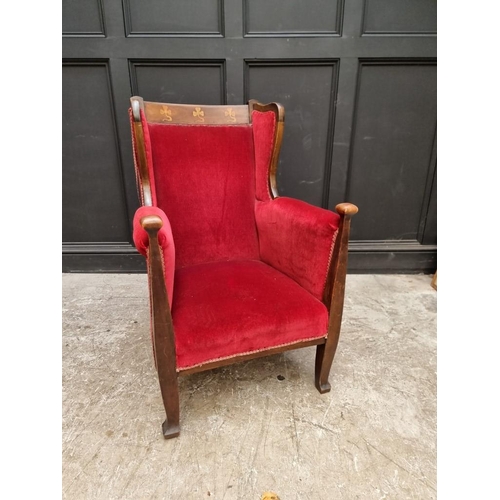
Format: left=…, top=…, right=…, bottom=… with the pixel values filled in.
left=62, top=274, right=436, bottom=500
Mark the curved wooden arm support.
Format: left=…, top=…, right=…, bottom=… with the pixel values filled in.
left=316, top=202, right=358, bottom=394
left=249, top=100, right=285, bottom=199
left=143, top=219, right=180, bottom=439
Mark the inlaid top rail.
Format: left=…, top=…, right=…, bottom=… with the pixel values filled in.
left=143, top=100, right=250, bottom=125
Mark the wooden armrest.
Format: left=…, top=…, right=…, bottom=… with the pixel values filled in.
left=336, top=203, right=359, bottom=217
left=141, top=215, right=163, bottom=232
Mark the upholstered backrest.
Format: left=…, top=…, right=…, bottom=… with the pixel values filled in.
left=140, top=107, right=262, bottom=269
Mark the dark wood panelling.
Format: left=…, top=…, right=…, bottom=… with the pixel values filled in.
left=363, top=0, right=437, bottom=35
left=347, top=60, right=436, bottom=241
left=124, top=0, right=222, bottom=36
left=245, top=61, right=338, bottom=207
left=63, top=0, right=436, bottom=273
left=62, top=62, right=130, bottom=243
left=422, top=168, right=437, bottom=245
left=244, top=0, right=343, bottom=36
left=130, top=61, right=226, bottom=105
left=348, top=244, right=437, bottom=273
left=417, top=128, right=437, bottom=244
left=62, top=0, right=105, bottom=36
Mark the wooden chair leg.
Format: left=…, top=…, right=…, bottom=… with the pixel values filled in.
left=315, top=344, right=330, bottom=393
left=160, top=377, right=180, bottom=439
left=315, top=203, right=357, bottom=396
left=315, top=335, right=341, bottom=394
left=142, top=217, right=181, bottom=439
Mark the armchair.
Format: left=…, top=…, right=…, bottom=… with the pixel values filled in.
left=129, top=97, right=358, bottom=438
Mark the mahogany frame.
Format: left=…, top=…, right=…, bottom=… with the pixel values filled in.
left=130, top=96, right=358, bottom=438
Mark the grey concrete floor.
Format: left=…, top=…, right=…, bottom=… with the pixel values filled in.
left=62, top=274, right=436, bottom=500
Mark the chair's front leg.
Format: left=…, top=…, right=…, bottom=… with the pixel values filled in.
left=143, top=215, right=180, bottom=438
left=315, top=203, right=358, bottom=394
left=315, top=298, right=344, bottom=394
left=160, top=381, right=180, bottom=439
left=315, top=343, right=330, bottom=393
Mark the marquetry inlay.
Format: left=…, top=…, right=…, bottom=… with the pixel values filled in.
left=143, top=101, right=250, bottom=125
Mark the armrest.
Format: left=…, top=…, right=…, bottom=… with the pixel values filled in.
left=133, top=206, right=173, bottom=255
left=255, top=197, right=340, bottom=302
left=133, top=206, right=175, bottom=307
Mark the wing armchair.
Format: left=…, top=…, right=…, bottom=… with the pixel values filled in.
left=129, top=97, right=358, bottom=438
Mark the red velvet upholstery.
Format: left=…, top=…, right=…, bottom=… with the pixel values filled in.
left=252, top=110, right=276, bottom=201
left=133, top=206, right=175, bottom=307
left=255, top=197, right=340, bottom=301
left=146, top=122, right=260, bottom=268
left=131, top=105, right=341, bottom=373
left=172, top=260, right=328, bottom=371
left=125, top=100, right=361, bottom=440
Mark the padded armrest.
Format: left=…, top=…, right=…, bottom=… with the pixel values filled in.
left=255, top=197, right=340, bottom=301
left=133, top=206, right=176, bottom=307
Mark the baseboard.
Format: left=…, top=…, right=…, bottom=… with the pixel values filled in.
left=347, top=240, right=437, bottom=274
left=62, top=241, right=437, bottom=274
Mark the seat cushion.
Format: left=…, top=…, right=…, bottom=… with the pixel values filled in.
left=172, top=260, right=328, bottom=371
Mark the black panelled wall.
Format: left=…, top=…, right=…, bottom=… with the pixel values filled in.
left=62, top=0, right=437, bottom=273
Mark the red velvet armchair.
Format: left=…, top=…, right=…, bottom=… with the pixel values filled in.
left=129, top=97, right=358, bottom=438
